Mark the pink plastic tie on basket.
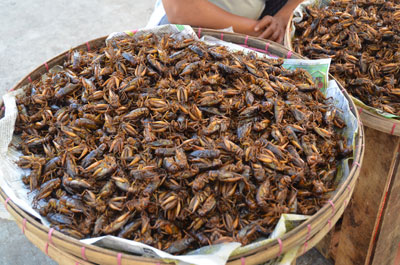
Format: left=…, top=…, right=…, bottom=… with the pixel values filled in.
left=306, top=224, right=311, bottom=241
left=28, top=76, right=32, bottom=83
left=244, top=35, right=249, bottom=46
left=277, top=238, right=283, bottom=257
left=75, top=262, right=80, bottom=265
left=391, top=123, right=397, bottom=135
left=265, top=42, right=270, bottom=52
left=353, top=161, right=360, bottom=167
left=303, top=241, right=308, bottom=255
left=48, top=228, right=54, bottom=245
left=45, top=242, right=49, bottom=255
left=220, top=33, right=224, bottom=40
left=327, top=201, right=335, bottom=228
left=197, top=28, right=202, bottom=38
left=241, top=257, right=246, bottom=265
left=22, top=218, right=27, bottom=234
left=117, top=253, right=122, bottom=265
left=347, top=185, right=351, bottom=193
left=44, top=62, right=49, bottom=72
left=302, top=224, right=312, bottom=254
left=81, top=246, right=88, bottom=260
left=4, top=197, right=10, bottom=210
left=156, top=263, right=161, bottom=265
left=328, top=200, right=335, bottom=215
left=86, top=42, right=91, bottom=51
left=286, top=51, right=292, bottom=59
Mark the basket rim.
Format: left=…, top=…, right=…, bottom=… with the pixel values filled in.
left=0, top=28, right=365, bottom=264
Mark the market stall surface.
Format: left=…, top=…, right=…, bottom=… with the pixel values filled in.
left=0, top=0, right=332, bottom=264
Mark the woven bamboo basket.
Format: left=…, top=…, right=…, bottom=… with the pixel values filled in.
left=0, top=28, right=364, bottom=265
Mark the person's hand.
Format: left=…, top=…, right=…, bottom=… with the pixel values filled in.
left=254, top=15, right=286, bottom=43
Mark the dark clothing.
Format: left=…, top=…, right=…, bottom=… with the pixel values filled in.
left=260, top=0, right=288, bottom=17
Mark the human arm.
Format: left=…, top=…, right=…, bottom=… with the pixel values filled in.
left=162, top=0, right=259, bottom=36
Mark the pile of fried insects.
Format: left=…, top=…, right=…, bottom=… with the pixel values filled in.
left=15, top=33, right=351, bottom=254
left=293, top=0, right=400, bottom=116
